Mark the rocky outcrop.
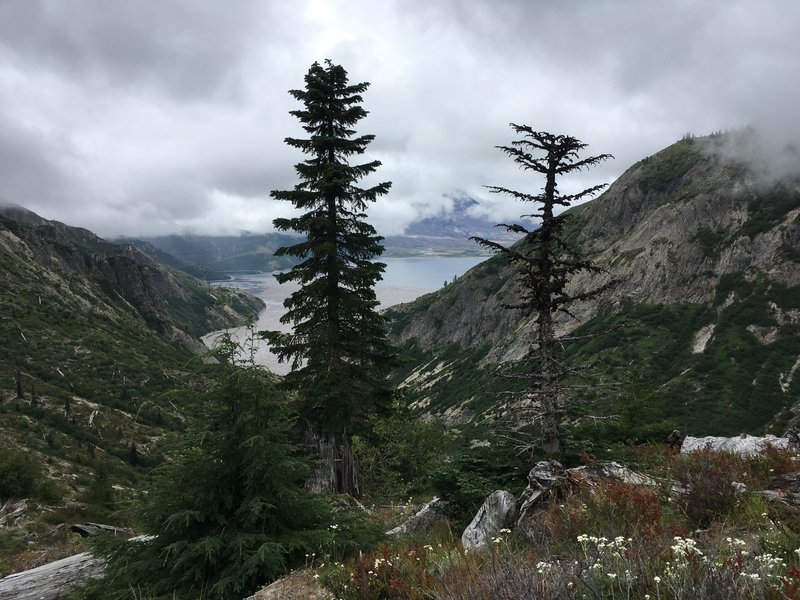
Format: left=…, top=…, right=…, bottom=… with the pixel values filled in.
left=461, top=490, right=517, bottom=551
left=681, top=434, right=791, bottom=455
left=244, top=569, right=331, bottom=600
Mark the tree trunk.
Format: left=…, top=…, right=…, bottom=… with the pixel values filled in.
left=542, top=433, right=562, bottom=455
left=304, top=426, right=359, bottom=496
left=538, top=159, right=562, bottom=455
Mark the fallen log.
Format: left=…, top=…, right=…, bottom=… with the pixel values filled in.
left=0, top=551, right=104, bottom=600
left=69, top=522, right=133, bottom=538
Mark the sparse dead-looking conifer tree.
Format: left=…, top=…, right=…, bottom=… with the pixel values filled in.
left=472, top=124, right=613, bottom=455
left=264, top=60, right=395, bottom=495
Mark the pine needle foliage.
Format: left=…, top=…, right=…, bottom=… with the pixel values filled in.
left=90, top=357, right=331, bottom=599
left=472, top=124, right=614, bottom=455
left=262, top=60, right=396, bottom=495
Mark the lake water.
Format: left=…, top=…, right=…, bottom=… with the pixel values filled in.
left=204, top=255, right=486, bottom=374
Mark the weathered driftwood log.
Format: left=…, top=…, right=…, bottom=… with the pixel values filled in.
left=461, top=490, right=517, bottom=551
left=0, top=551, right=104, bottom=600
left=386, top=496, right=447, bottom=536
left=515, top=460, right=565, bottom=532
left=515, top=460, right=668, bottom=536
left=69, top=522, right=133, bottom=537
left=0, top=498, right=28, bottom=526
left=760, top=471, right=800, bottom=506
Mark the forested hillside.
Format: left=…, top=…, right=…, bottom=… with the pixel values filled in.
left=0, top=205, right=263, bottom=510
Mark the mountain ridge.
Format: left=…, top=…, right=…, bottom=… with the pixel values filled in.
left=385, top=133, right=800, bottom=438
left=126, top=196, right=521, bottom=267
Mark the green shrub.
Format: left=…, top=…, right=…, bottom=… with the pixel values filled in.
left=539, top=480, right=665, bottom=546
left=637, top=139, right=702, bottom=194
left=0, top=446, right=40, bottom=499
left=321, top=541, right=440, bottom=600
left=431, top=440, right=528, bottom=528
left=673, top=449, right=753, bottom=528
left=355, top=414, right=454, bottom=500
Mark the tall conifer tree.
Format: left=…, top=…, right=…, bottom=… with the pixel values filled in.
left=473, top=125, right=614, bottom=455
left=264, top=60, right=395, bottom=495
left=90, top=358, right=330, bottom=599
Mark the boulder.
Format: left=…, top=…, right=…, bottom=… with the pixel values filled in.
left=244, top=569, right=331, bottom=600
left=681, top=434, right=790, bottom=456
left=461, top=490, right=517, bottom=551
left=386, top=496, right=447, bottom=536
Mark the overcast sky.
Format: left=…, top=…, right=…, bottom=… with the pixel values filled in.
left=0, top=0, right=798, bottom=238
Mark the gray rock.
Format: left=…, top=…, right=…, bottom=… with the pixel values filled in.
left=681, top=434, right=790, bottom=455
left=243, top=568, right=332, bottom=600
left=731, top=481, right=747, bottom=494
left=461, top=490, right=517, bottom=551
left=0, top=498, right=27, bottom=526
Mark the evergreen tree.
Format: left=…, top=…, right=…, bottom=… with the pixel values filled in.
left=473, top=124, right=614, bottom=455
left=263, top=60, right=395, bottom=495
left=127, top=441, right=138, bottom=467
left=84, top=462, right=114, bottom=508
left=91, top=361, right=330, bottom=599
left=15, top=368, right=23, bottom=399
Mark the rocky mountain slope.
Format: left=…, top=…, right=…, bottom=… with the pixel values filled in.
left=123, top=237, right=231, bottom=282
left=0, top=205, right=263, bottom=501
left=386, top=132, right=800, bottom=438
left=134, top=231, right=302, bottom=274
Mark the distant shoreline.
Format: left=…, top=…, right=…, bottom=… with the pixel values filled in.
left=204, top=255, right=485, bottom=374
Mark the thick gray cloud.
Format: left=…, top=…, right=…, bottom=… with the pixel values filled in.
left=0, top=0, right=798, bottom=237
